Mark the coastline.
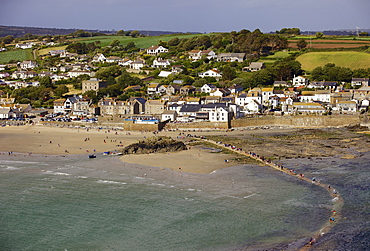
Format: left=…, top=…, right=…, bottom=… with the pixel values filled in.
left=0, top=124, right=359, bottom=250
left=196, top=137, right=344, bottom=250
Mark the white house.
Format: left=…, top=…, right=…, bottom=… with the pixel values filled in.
left=199, top=69, right=222, bottom=79
left=351, top=78, right=370, bottom=87
left=188, top=50, right=216, bottom=60
left=208, top=106, right=230, bottom=122
left=200, top=83, right=217, bottom=93
left=130, top=60, right=145, bottom=70
left=15, top=43, right=34, bottom=49
left=146, top=46, right=168, bottom=56
left=92, top=53, right=106, bottom=62
left=261, top=87, right=274, bottom=104
left=245, top=99, right=262, bottom=114
left=0, top=107, right=13, bottom=119
left=299, top=90, right=331, bottom=103
left=118, top=59, right=133, bottom=67
left=19, top=60, right=39, bottom=70
left=293, top=75, right=309, bottom=87
left=12, top=71, right=38, bottom=79
left=161, top=110, right=177, bottom=122
left=152, top=58, right=171, bottom=68
left=335, top=101, right=358, bottom=113
left=67, top=70, right=93, bottom=78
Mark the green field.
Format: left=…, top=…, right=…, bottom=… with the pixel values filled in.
left=296, top=51, right=370, bottom=71
left=258, top=51, right=293, bottom=65
left=0, top=49, right=34, bottom=63
left=71, top=33, right=208, bottom=48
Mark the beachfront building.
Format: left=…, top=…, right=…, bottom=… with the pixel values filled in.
left=334, top=101, right=358, bottom=113
left=53, top=99, right=66, bottom=114
left=53, top=95, right=87, bottom=114
left=208, top=106, right=231, bottom=122
left=293, top=102, right=326, bottom=114
left=145, top=100, right=166, bottom=115
left=0, top=107, right=14, bottom=119
left=262, top=87, right=274, bottom=105
left=73, top=97, right=92, bottom=116
left=161, top=110, right=177, bottom=122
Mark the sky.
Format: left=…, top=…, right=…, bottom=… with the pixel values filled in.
left=1, top=0, right=369, bottom=33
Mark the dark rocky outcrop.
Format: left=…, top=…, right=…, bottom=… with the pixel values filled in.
left=121, top=136, right=187, bottom=155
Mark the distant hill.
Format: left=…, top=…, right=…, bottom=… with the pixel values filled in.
left=0, top=25, right=196, bottom=38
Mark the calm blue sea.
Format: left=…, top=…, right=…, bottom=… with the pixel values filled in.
left=1, top=151, right=358, bottom=251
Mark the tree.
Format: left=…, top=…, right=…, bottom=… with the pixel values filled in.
left=72, top=29, right=91, bottom=37
left=54, top=84, right=69, bottom=97
left=221, top=65, right=236, bottom=81
left=95, top=66, right=121, bottom=80
left=130, top=30, right=140, bottom=38
left=277, top=28, right=301, bottom=36
left=39, top=76, right=53, bottom=88
left=2, top=35, right=14, bottom=44
left=245, top=69, right=274, bottom=88
left=315, top=32, right=324, bottom=39
left=110, top=40, right=120, bottom=47
left=168, top=37, right=180, bottom=46
left=296, top=39, right=307, bottom=50
left=116, top=30, right=125, bottom=36
left=66, top=42, right=88, bottom=54
left=124, top=41, right=136, bottom=51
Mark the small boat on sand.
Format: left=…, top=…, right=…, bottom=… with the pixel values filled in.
left=89, top=154, right=96, bottom=158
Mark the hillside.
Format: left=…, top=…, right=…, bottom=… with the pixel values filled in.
left=296, top=51, right=370, bottom=71
left=0, top=25, right=194, bottom=38
left=71, top=33, right=207, bottom=48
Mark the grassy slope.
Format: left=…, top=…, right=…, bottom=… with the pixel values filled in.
left=38, top=46, right=68, bottom=56
left=296, top=51, right=370, bottom=71
left=258, top=50, right=293, bottom=65
left=0, top=49, right=34, bottom=63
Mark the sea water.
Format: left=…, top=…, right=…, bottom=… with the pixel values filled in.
left=0, top=153, right=334, bottom=251
left=279, top=152, right=370, bottom=250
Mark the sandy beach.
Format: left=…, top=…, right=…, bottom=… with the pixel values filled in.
left=0, top=125, right=240, bottom=173
left=2, top=124, right=370, bottom=174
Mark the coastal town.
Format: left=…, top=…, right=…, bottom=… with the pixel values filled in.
left=1, top=29, right=370, bottom=130
left=1, top=16, right=370, bottom=251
